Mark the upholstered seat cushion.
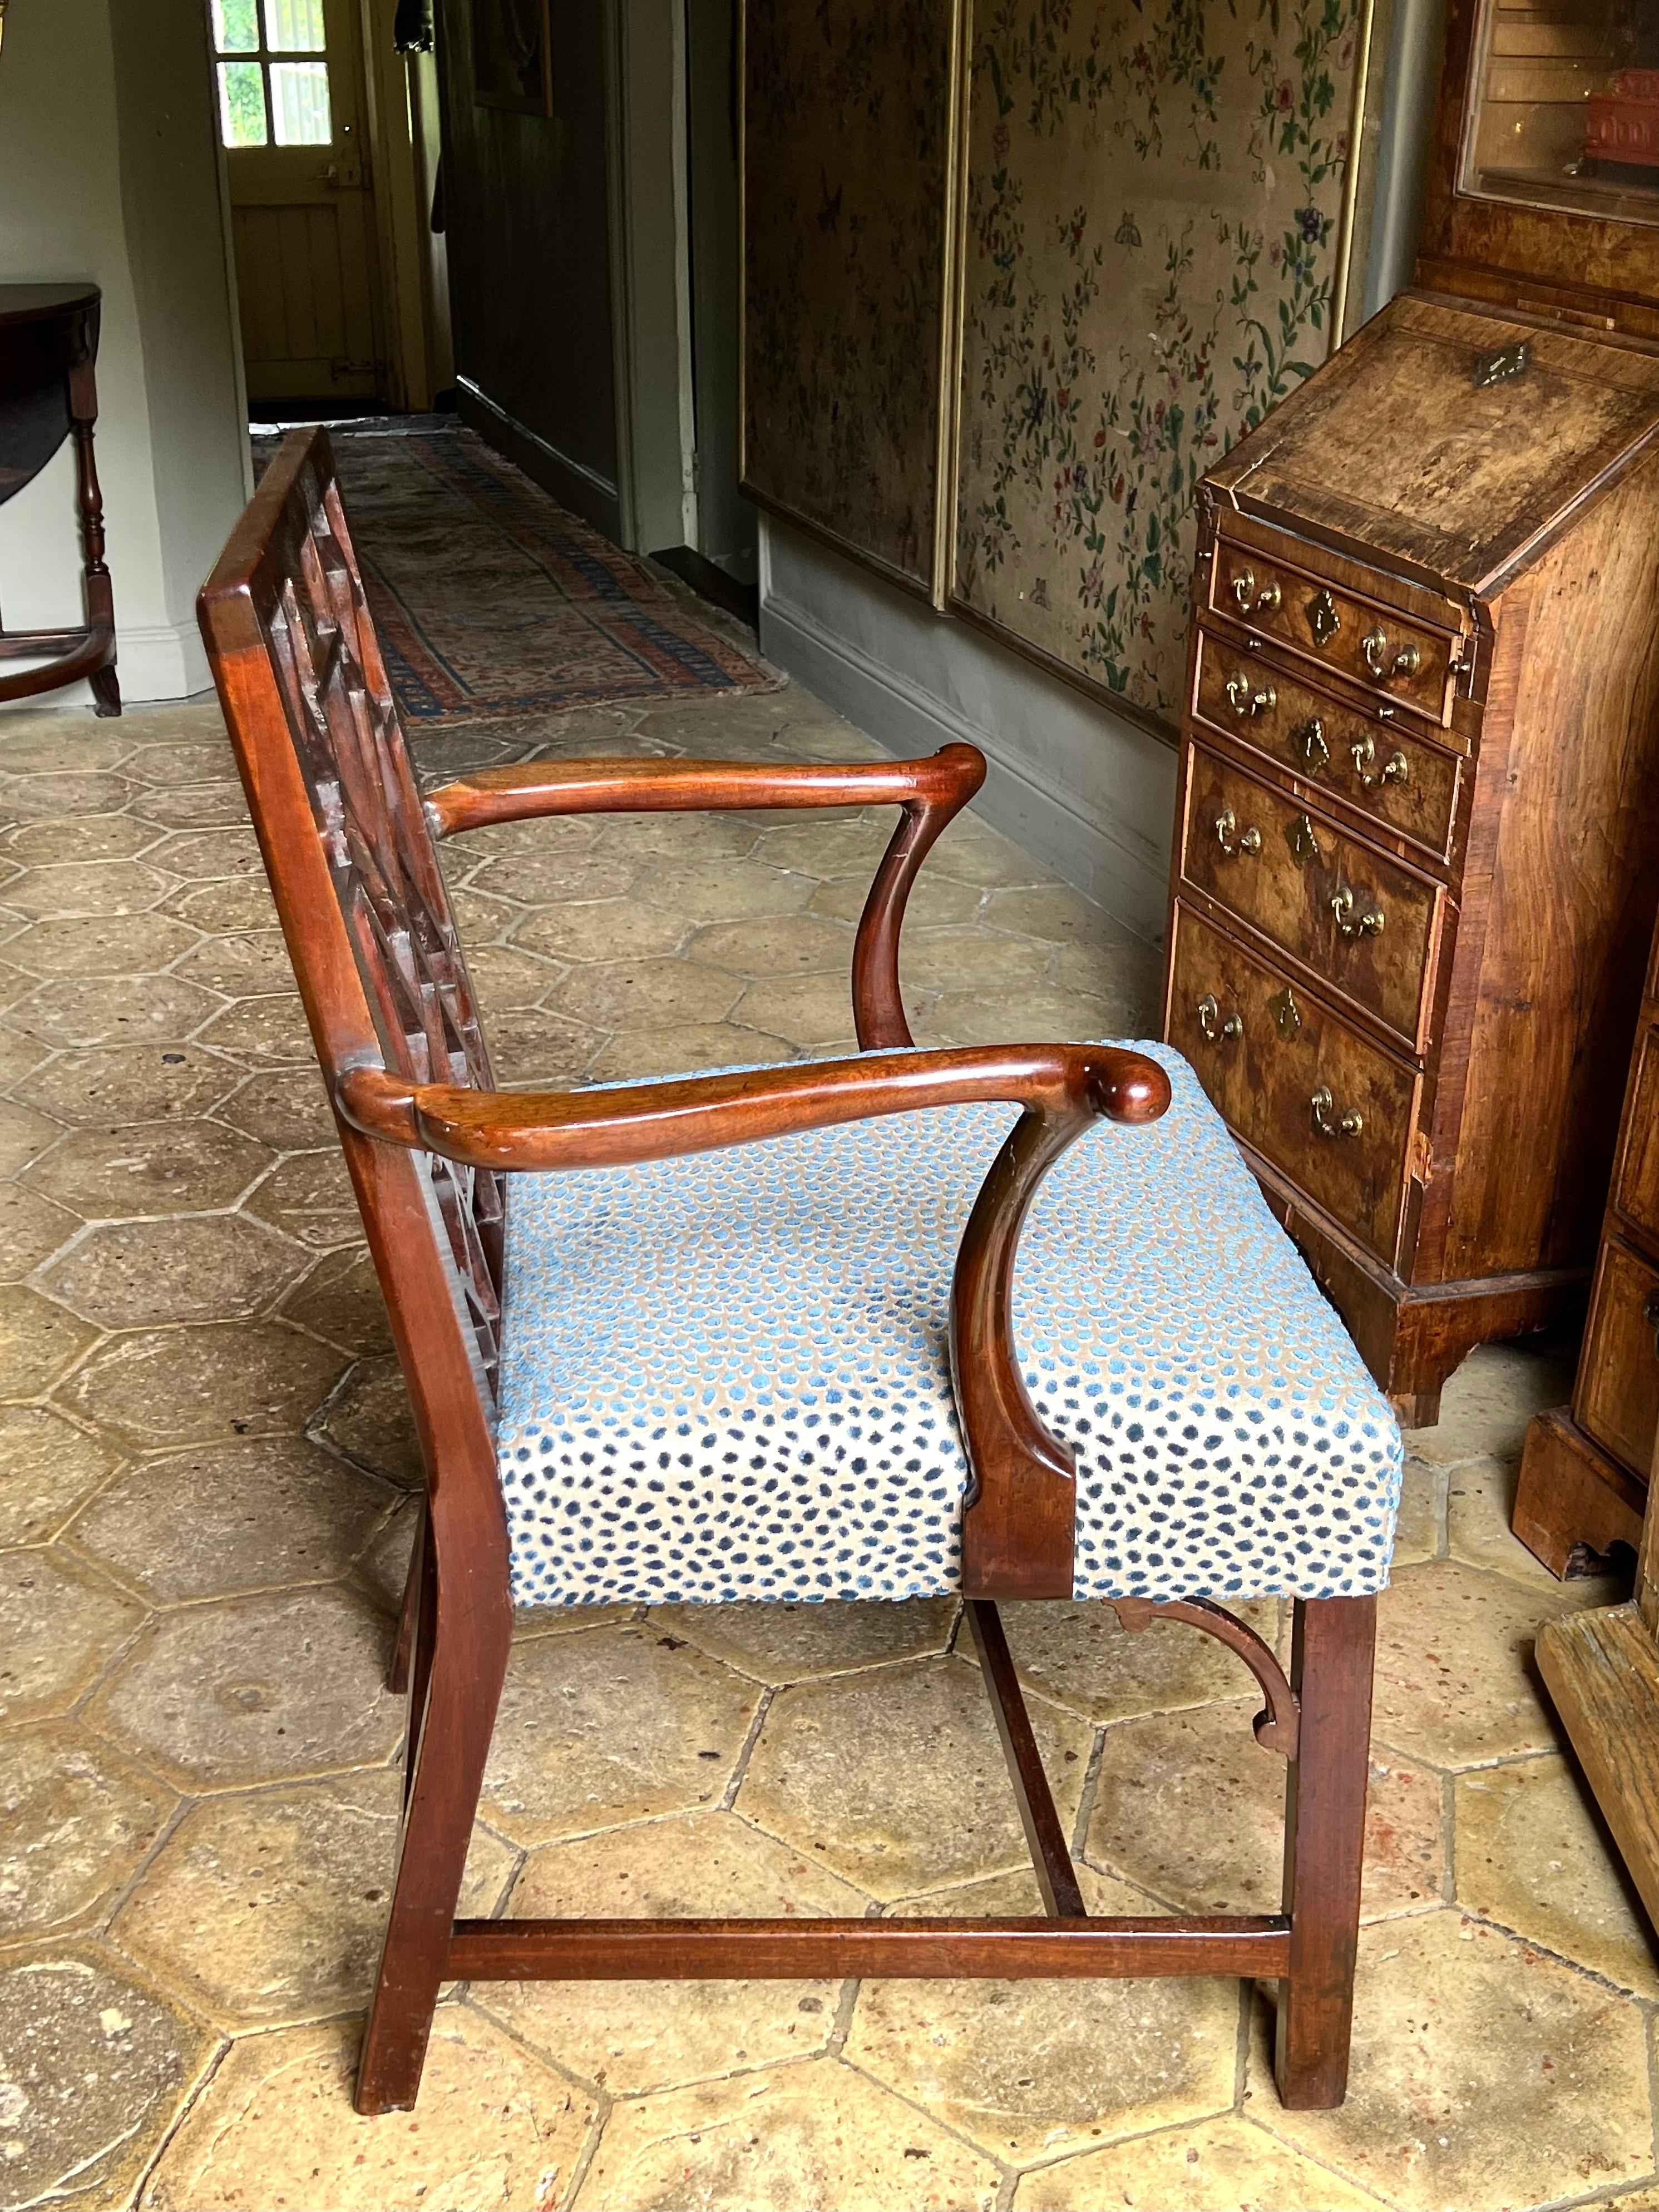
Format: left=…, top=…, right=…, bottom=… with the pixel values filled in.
left=495, top=1043, right=1402, bottom=1609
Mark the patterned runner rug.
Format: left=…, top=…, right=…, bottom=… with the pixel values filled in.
left=258, top=428, right=777, bottom=723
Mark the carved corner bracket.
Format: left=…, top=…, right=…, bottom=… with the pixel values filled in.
left=1111, top=1596, right=1301, bottom=1758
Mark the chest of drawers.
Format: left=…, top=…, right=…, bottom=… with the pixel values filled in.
left=1161, top=291, right=1659, bottom=1446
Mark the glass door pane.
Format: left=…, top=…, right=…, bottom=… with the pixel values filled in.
left=270, top=59, right=333, bottom=143
left=264, top=0, right=327, bottom=51
left=1461, top=0, right=1659, bottom=225
left=218, top=61, right=269, bottom=145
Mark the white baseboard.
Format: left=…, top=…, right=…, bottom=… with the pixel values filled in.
left=0, top=618, right=210, bottom=711
left=760, top=587, right=1170, bottom=942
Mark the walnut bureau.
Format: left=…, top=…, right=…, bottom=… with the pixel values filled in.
left=1161, top=289, right=1659, bottom=1428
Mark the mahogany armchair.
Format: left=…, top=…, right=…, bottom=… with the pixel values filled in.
left=199, top=429, right=1402, bottom=2120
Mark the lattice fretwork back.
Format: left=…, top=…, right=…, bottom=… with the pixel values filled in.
left=256, top=453, right=506, bottom=1401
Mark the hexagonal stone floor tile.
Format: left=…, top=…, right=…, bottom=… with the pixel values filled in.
left=574, top=2057, right=999, bottom=2211
left=1454, top=1753, right=1659, bottom=1997
left=143, top=2008, right=595, bottom=2212
left=1084, top=1699, right=1445, bottom=1921
left=999, top=1597, right=1283, bottom=1724
left=41, top=1214, right=308, bottom=1330
left=2, top=971, right=219, bottom=1052
left=218, top=1067, right=337, bottom=1150
left=1372, top=1561, right=1598, bottom=1770
left=66, top=1437, right=390, bottom=1604
left=651, top=1597, right=960, bottom=1685
left=240, top=1150, right=361, bottom=1249
left=1, top=1721, right=175, bottom=1942
left=29, top=1045, right=235, bottom=1127
left=59, top=1321, right=348, bottom=1450
left=23, top=1120, right=272, bottom=1220
left=112, top=1768, right=512, bottom=2028
left=739, top=1653, right=1090, bottom=1902
left=0, top=1946, right=216, bottom=2212
left=0, top=1403, right=120, bottom=1547
left=280, top=1248, right=392, bottom=1358
left=475, top=1810, right=864, bottom=2093
left=87, top=1585, right=403, bottom=1789
left=0, top=1283, right=100, bottom=1397
left=1253, top=1910, right=1654, bottom=2210
left=1013, top=2115, right=1389, bottom=2210
left=5, top=912, right=199, bottom=978
left=848, top=1864, right=1232, bottom=2170
left=0, top=1180, right=79, bottom=1279
left=0, top=1547, right=144, bottom=1723
left=1403, top=1337, right=1578, bottom=1468
left=481, top=1624, right=762, bottom=1847
left=312, top=1354, right=424, bottom=1487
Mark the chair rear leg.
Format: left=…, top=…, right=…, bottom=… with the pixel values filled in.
left=388, top=1499, right=428, bottom=1695
left=1275, top=1592, right=1376, bottom=2110
left=357, top=1567, right=511, bottom=2115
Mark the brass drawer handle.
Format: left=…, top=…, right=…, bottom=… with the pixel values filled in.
left=1224, top=671, right=1277, bottom=718
left=1197, top=993, right=1243, bottom=1043
left=1331, top=884, right=1385, bottom=938
left=1350, top=733, right=1410, bottom=790
left=1311, top=1086, right=1364, bottom=1140
left=1292, top=717, right=1327, bottom=771
left=1232, top=567, right=1282, bottom=618
left=1362, top=626, right=1423, bottom=682
left=1214, top=806, right=1262, bottom=858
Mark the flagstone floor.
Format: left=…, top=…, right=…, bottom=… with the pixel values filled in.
left=1, top=680, right=1655, bottom=2212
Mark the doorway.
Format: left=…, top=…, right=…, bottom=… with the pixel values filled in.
left=209, top=0, right=447, bottom=413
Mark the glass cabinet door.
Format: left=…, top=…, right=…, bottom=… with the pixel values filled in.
left=1461, top=0, right=1659, bottom=225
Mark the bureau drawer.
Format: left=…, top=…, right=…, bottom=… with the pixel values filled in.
left=1180, top=746, right=1444, bottom=1051
left=1211, top=535, right=1462, bottom=725
left=1167, top=904, right=1420, bottom=1266
left=1578, top=1237, right=1659, bottom=1480
left=1192, top=628, right=1460, bottom=863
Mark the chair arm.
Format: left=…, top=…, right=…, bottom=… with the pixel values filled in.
left=425, top=745, right=987, bottom=1052
left=338, top=1042, right=1171, bottom=1604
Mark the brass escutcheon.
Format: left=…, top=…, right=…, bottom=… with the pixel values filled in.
left=1285, top=812, right=1320, bottom=865
left=1311, top=1085, right=1364, bottom=1140
left=1214, top=806, right=1262, bottom=858
left=1269, top=986, right=1302, bottom=1041
left=1474, top=339, right=1530, bottom=388
left=1307, top=588, right=1340, bottom=647
left=1197, top=993, right=1243, bottom=1043
left=1292, top=717, right=1328, bottom=771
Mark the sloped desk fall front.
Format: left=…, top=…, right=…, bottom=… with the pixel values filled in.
left=1161, top=290, right=1659, bottom=1426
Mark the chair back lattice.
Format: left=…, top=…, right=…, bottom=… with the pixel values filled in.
left=206, top=431, right=505, bottom=1405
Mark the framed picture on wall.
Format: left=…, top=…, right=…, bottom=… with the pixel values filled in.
left=471, top=0, right=553, bottom=117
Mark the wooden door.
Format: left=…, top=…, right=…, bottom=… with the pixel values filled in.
left=211, top=0, right=384, bottom=404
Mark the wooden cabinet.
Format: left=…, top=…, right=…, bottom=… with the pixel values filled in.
left=1517, top=931, right=1659, bottom=1575
left=1161, top=290, right=1659, bottom=1431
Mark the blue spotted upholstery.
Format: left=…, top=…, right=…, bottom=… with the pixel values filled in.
left=495, top=1043, right=1402, bottom=1608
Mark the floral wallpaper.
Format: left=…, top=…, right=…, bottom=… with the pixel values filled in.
left=743, top=0, right=955, bottom=590
left=954, top=0, right=1364, bottom=727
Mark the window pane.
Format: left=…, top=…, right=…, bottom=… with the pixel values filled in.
left=217, top=61, right=268, bottom=146
left=264, top=0, right=327, bottom=52
left=270, top=60, right=332, bottom=143
left=211, top=0, right=260, bottom=53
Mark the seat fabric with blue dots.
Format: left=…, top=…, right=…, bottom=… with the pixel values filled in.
left=495, top=1042, right=1403, bottom=1609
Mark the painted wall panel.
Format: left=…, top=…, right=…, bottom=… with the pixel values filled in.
left=952, top=0, right=1369, bottom=735
left=742, top=0, right=956, bottom=594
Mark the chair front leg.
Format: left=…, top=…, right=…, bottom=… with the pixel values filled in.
left=357, top=1553, right=512, bottom=2114
left=1275, top=1592, right=1377, bottom=2109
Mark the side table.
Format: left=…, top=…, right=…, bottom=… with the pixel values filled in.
left=0, top=282, right=119, bottom=715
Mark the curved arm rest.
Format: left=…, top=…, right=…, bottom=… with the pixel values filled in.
left=338, top=1044, right=1171, bottom=1605
left=423, top=745, right=985, bottom=835
left=424, top=745, right=988, bottom=1054
left=335, top=1042, right=1167, bottom=1170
